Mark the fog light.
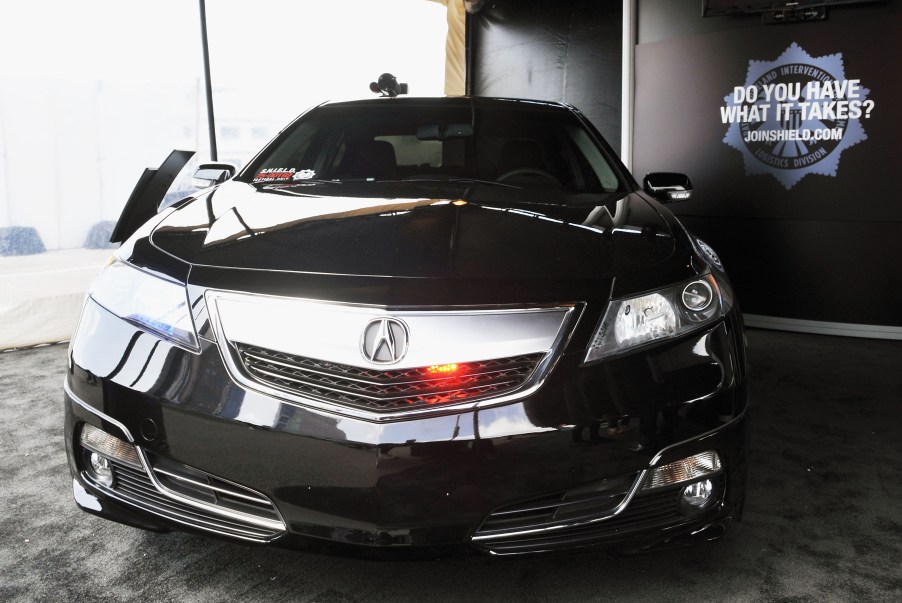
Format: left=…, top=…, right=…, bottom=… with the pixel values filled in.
left=88, top=452, right=114, bottom=487
left=681, top=479, right=714, bottom=508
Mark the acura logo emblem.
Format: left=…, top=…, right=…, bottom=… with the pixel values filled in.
left=360, top=317, right=409, bottom=364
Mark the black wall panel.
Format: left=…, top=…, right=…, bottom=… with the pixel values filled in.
left=470, top=0, right=623, bottom=151
left=634, top=0, right=902, bottom=327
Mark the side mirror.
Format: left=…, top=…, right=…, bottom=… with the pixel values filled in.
left=193, top=162, right=236, bottom=189
left=643, top=172, right=693, bottom=203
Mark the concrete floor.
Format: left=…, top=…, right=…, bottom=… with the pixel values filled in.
left=1, top=329, right=900, bottom=602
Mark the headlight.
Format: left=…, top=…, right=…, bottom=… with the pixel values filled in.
left=89, top=259, right=199, bottom=351
left=585, top=272, right=731, bottom=363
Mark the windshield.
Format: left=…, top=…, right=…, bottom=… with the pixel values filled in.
left=240, top=102, right=624, bottom=193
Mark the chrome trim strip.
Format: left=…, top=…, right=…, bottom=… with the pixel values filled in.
left=92, top=481, right=278, bottom=543
left=490, top=501, right=561, bottom=517
left=208, top=290, right=573, bottom=370
left=471, top=469, right=649, bottom=542
left=206, top=290, right=580, bottom=422
left=65, top=379, right=135, bottom=443
left=649, top=409, right=747, bottom=467
left=151, top=467, right=272, bottom=505
left=66, top=380, right=286, bottom=533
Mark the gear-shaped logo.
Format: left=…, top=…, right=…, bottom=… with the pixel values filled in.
left=722, top=43, right=872, bottom=190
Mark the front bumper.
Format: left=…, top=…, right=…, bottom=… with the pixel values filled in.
left=64, top=298, right=748, bottom=556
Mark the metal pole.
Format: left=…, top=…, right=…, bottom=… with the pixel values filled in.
left=199, top=0, right=218, bottom=161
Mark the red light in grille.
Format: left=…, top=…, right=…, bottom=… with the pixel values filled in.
left=427, top=363, right=461, bottom=374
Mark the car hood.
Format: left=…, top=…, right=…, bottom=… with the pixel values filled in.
left=150, top=180, right=675, bottom=280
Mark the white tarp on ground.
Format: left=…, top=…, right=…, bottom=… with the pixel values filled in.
left=0, top=249, right=110, bottom=349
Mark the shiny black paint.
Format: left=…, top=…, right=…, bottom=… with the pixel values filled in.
left=151, top=184, right=675, bottom=282
left=66, top=295, right=746, bottom=551
left=65, top=97, right=748, bottom=555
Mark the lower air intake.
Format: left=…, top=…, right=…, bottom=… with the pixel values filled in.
left=474, top=476, right=726, bottom=555
left=83, top=453, right=285, bottom=542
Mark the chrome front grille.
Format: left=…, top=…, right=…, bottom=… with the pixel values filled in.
left=235, top=342, right=544, bottom=412
left=86, top=454, right=285, bottom=542
left=207, top=291, right=576, bottom=418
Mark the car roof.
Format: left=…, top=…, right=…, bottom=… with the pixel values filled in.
left=318, top=96, right=572, bottom=112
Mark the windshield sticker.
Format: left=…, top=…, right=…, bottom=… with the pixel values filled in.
left=720, top=43, right=873, bottom=190
left=292, top=169, right=316, bottom=181
left=254, top=168, right=296, bottom=182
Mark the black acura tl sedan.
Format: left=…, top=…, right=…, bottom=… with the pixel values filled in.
left=64, top=95, right=748, bottom=557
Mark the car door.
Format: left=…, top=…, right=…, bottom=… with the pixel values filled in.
left=109, top=149, right=195, bottom=244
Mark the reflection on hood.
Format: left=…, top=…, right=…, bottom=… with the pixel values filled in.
left=151, top=180, right=675, bottom=280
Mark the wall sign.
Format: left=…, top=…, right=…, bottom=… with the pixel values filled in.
left=720, top=43, right=875, bottom=190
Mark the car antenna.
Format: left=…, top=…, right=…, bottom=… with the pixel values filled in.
left=369, top=73, right=408, bottom=97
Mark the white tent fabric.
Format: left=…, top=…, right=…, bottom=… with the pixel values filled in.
left=0, top=1, right=458, bottom=350
left=0, top=250, right=110, bottom=349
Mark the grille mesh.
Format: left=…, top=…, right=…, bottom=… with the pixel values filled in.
left=234, top=343, right=544, bottom=412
